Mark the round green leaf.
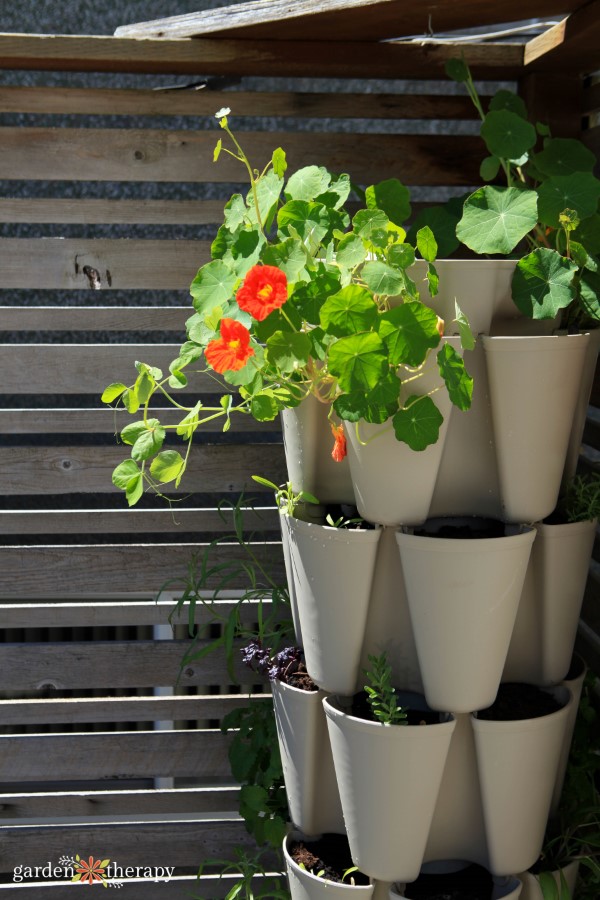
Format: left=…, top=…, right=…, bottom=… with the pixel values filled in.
left=533, top=138, right=597, bottom=177
left=512, top=247, right=578, bottom=319
left=437, top=343, right=473, bottom=411
left=335, top=232, right=367, bottom=268
left=537, top=173, right=600, bottom=229
left=131, top=423, right=166, bottom=461
left=360, top=260, right=405, bottom=297
left=277, top=200, right=329, bottom=248
left=190, top=260, right=238, bottom=313
left=456, top=186, right=538, bottom=255
left=320, top=284, right=379, bottom=337
left=488, top=90, right=527, bottom=119
left=333, top=372, right=400, bottom=424
left=266, top=330, right=311, bottom=374
left=392, top=395, right=443, bottom=450
left=445, top=58, right=470, bottom=82
left=352, top=208, right=389, bottom=239
left=250, top=391, right=281, bottom=421
left=480, top=110, right=537, bottom=161
left=365, top=178, right=411, bottom=226
left=262, top=237, right=309, bottom=282
left=112, top=459, right=140, bottom=491
left=101, top=382, right=127, bottom=403
left=327, top=332, right=387, bottom=392
left=285, top=165, right=330, bottom=201
left=121, top=418, right=160, bottom=447
left=379, top=302, right=440, bottom=367
left=416, top=225, right=438, bottom=263
left=150, top=450, right=185, bottom=484
left=480, top=156, right=501, bottom=182
left=577, top=268, right=600, bottom=321
left=573, top=214, right=600, bottom=255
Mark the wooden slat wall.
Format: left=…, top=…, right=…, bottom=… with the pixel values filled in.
left=0, top=60, right=595, bottom=897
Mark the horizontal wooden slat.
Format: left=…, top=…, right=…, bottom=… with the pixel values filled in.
left=0, top=694, right=269, bottom=726
left=0, top=128, right=483, bottom=185
left=0, top=816, right=253, bottom=868
left=0, top=543, right=285, bottom=598
left=0, top=597, right=274, bottom=629
left=523, top=0, right=600, bottom=73
left=0, top=33, right=524, bottom=79
left=0, top=306, right=190, bottom=330
left=0, top=444, right=286, bottom=495
left=0, top=786, right=241, bottom=819
left=0, top=85, right=480, bottom=119
left=0, top=506, right=280, bottom=535
left=0, top=197, right=226, bottom=225
left=0, top=239, right=207, bottom=289
left=0, top=875, right=269, bottom=900
left=0, top=730, right=233, bottom=781
left=0, top=639, right=251, bottom=690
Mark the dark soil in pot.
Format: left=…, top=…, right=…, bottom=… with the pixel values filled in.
left=402, top=862, right=493, bottom=899
left=288, top=833, right=370, bottom=885
left=476, top=682, right=562, bottom=721
left=413, top=517, right=506, bottom=540
left=325, top=503, right=377, bottom=530
left=350, top=690, right=443, bottom=725
left=285, top=664, right=318, bottom=692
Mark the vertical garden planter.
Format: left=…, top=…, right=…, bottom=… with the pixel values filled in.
left=323, top=694, right=456, bottom=883
left=504, top=519, right=596, bottom=685
left=281, top=395, right=355, bottom=504
left=482, top=334, right=590, bottom=523
left=284, top=832, right=378, bottom=899
left=396, top=518, right=535, bottom=712
left=344, top=339, right=461, bottom=527
left=551, top=655, right=587, bottom=815
left=283, top=513, right=381, bottom=694
left=272, top=679, right=344, bottom=836
left=471, top=685, right=572, bottom=876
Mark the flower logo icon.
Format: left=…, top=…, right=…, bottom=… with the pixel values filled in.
left=72, top=855, right=110, bottom=886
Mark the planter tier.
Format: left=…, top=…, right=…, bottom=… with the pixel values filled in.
left=323, top=694, right=456, bottom=883
left=390, top=859, right=523, bottom=899
left=283, top=832, right=379, bottom=899
left=396, top=519, right=535, bottom=712
left=516, top=860, right=579, bottom=900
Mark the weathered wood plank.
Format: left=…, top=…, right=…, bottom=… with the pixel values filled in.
left=0, top=817, right=253, bottom=867
left=0, top=730, right=233, bottom=781
left=0, top=694, right=270, bottom=726
left=0, top=506, right=279, bottom=535
left=524, top=1, right=600, bottom=73
left=0, top=197, right=225, bottom=225
left=0, top=597, right=274, bottom=629
left=0, top=543, right=285, bottom=598
left=0, top=128, right=484, bottom=185
left=0, top=239, right=207, bottom=289
left=0, top=408, right=280, bottom=435
left=0, top=444, right=286, bottom=495
left=0, top=639, right=253, bottom=690
left=1, top=306, right=190, bottom=331
left=0, top=85, right=479, bottom=120
left=0, top=785, right=242, bottom=818
left=0, top=875, right=264, bottom=899
left=0, top=33, right=524, bottom=79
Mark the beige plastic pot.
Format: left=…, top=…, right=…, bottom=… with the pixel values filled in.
left=551, top=655, right=587, bottom=815
left=482, top=334, right=590, bottom=523
left=344, top=339, right=460, bottom=527
left=517, top=860, right=579, bottom=900
left=504, top=519, right=596, bottom=686
left=272, top=679, right=344, bottom=835
left=471, top=686, right=572, bottom=876
left=281, top=395, right=355, bottom=504
left=396, top=519, right=535, bottom=712
left=323, top=694, right=456, bottom=883
left=284, top=832, right=378, bottom=899
left=284, top=513, right=381, bottom=694
left=390, top=861, right=522, bottom=899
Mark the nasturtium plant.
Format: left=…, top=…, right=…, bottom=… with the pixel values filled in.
left=104, top=111, right=474, bottom=505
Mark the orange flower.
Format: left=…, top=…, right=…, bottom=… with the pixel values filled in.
left=236, top=264, right=288, bottom=321
left=330, top=423, right=347, bottom=462
left=205, top=318, right=255, bottom=373
left=73, top=856, right=107, bottom=885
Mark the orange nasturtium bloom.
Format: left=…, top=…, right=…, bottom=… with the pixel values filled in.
left=236, top=264, right=288, bottom=321
left=73, top=856, right=108, bottom=885
left=330, top=423, right=347, bottom=462
left=205, top=318, right=255, bottom=373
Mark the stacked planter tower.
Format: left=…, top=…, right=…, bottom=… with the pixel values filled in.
left=276, top=260, right=597, bottom=899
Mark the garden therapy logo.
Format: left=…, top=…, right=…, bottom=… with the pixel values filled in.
left=12, top=853, right=175, bottom=887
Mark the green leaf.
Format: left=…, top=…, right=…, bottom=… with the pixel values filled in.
left=176, top=401, right=203, bottom=438
left=455, top=301, right=476, bottom=351
left=262, top=237, right=309, bottom=282
left=266, top=330, right=311, bottom=374
left=249, top=170, right=284, bottom=230
left=457, top=186, right=538, bottom=255
left=121, top=419, right=157, bottom=446
left=101, top=382, right=128, bottom=403
left=360, top=260, right=405, bottom=297
left=512, top=247, right=578, bottom=319
left=291, top=269, right=342, bottom=324
left=534, top=137, right=597, bottom=176
left=272, top=147, right=287, bottom=177
left=319, top=284, right=379, bottom=336
left=406, top=203, right=461, bottom=259
left=416, top=225, right=437, bottom=262
left=387, top=242, right=415, bottom=270
left=379, top=302, right=440, bottom=367
left=426, top=262, right=439, bottom=297
left=437, top=342, right=473, bottom=410
left=150, top=450, right=185, bottom=484
left=125, top=473, right=143, bottom=506
left=537, top=872, right=559, bottom=900
left=285, top=165, right=330, bottom=201
left=365, top=178, right=411, bottom=226
left=579, top=267, right=600, bottom=321
left=131, top=423, right=166, bottom=461
left=333, top=372, right=400, bottom=424
left=190, top=260, right=238, bottom=313
left=393, top=395, right=443, bottom=450
left=335, top=232, right=367, bottom=268
left=537, top=172, right=600, bottom=229
left=480, top=109, right=537, bottom=161
left=480, top=155, right=501, bottom=182
left=352, top=208, right=389, bottom=239
left=223, top=194, right=247, bottom=231
left=112, top=459, right=140, bottom=490
left=445, top=58, right=470, bottom=82
left=277, top=200, right=330, bottom=252
left=316, top=172, right=352, bottom=209
left=213, top=138, right=222, bottom=162
left=488, top=90, right=528, bottom=119
left=573, top=214, right=600, bottom=255
left=250, top=391, right=281, bottom=421
left=122, top=388, right=140, bottom=415
left=327, top=332, right=388, bottom=392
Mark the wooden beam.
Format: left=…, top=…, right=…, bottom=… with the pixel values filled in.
left=0, top=33, right=524, bottom=79
left=524, top=0, right=600, bottom=73
left=0, top=198, right=225, bottom=225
